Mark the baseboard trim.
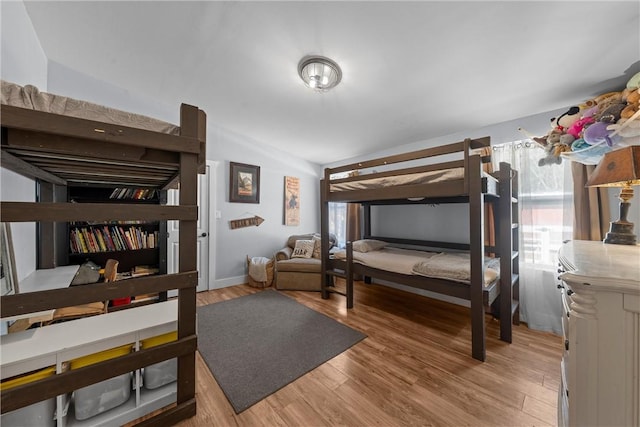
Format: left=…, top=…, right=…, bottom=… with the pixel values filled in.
left=212, top=275, right=247, bottom=289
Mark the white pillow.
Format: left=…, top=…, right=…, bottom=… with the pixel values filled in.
left=292, top=239, right=314, bottom=258
left=352, top=239, right=388, bottom=253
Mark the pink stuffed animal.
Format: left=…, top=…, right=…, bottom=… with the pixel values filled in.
left=566, top=116, right=595, bottom=139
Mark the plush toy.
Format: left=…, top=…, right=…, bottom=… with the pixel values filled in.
left=538, top=143, right=562, bottom=166
left=537, top=129, right=574, bottom=166
left=626, top=71, right=640, bottom=89
left=551, top=106, right=581, bottom=131
left=566, top=116, right=595, bottom=139
left=621, top=89, right=640, bottom=119
left=583, top=121, right=621, bottom=146
left=594, top=99, right=627, bottom=123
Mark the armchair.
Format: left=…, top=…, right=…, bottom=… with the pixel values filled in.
left=274, top=233, right=337, bottom=291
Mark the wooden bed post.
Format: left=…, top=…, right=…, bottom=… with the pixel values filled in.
left=176, top=104, right=199, bottom=417
left=499, top=162, right=516, bottom=342
left=469, top=154, right=486, bottom=361
left=346, top=241, right=354, bottom=309
left=320, top=172, right=330, bottom=300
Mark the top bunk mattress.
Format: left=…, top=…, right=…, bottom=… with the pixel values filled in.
left=330, top=168, right=466, bottom=192
left=1, top=80, right=180, bottom=135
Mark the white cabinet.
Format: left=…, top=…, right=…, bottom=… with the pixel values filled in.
left=1, top=300, right=178, bottom=427
left=557, top=240, right=640, bottom=427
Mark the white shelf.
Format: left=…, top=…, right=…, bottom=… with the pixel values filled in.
left=1, top=300, right=177, bottom=379
left=1, top=265, right=80, bottom=323
left=67, top=383, right=176, bottom=427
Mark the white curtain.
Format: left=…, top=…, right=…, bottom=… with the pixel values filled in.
left=492, top=141, right=573, bottom=335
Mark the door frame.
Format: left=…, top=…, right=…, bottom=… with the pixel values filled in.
left=204, top=160, right=217, bottom=292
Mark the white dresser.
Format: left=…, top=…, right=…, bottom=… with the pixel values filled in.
left=557, top=240, right=640, bottom=427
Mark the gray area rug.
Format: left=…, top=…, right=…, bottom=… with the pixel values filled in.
left=197, top=289, right=366, bottom=413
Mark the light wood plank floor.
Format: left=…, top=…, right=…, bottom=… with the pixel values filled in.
left=176, top=280, right=562, bottom=427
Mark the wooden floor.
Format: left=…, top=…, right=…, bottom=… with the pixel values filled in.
left=175, top=280, right=562, bottom=427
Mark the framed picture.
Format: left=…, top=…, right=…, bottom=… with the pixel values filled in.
left=1, top=223, right=18, bottom=296
left=284, top=176, right=300, bottom=226
left=229, top=162, right=260, bottom=203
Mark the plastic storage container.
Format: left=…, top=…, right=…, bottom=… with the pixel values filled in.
left=1, top=366, right=56, bottom=427
left=141, top=331, right=177, bottom=389
left=70, top=344, right=133, bottom=421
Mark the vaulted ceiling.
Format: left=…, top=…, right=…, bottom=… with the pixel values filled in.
left=22, top=1, right=640, bottom=164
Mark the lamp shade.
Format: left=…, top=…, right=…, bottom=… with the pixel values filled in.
left=298, top=56, right=342, bottom=92
left=586, top=145, right=640, bottom=187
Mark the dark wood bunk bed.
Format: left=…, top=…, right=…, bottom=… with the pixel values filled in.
left=320, top=137, right=519, bottom=362
left=0, top=82, right=205, bottom=425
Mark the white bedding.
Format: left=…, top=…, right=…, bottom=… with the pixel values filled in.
left=1, top=80, right=180, bottom=135
left=330, top=168, right=465, bottom=192
left=333, top=247, right=439, bottom=275
left=334, top=247, right=500, bottom=286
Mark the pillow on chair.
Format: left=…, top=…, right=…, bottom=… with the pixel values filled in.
left=311, top=235, right=322, bottom=258
left=292, top=240, right=314, bottom=258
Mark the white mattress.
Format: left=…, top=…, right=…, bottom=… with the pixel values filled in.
left=1, top=80, right=179, bottom=135
left=334, top=247, right=499, bottom=286
left=330, top=168, right=465, bottom=192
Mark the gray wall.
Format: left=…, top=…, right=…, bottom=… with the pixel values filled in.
left=209, top=127, right=321, bottom=287
left=0, top=1, right=47, bottom=283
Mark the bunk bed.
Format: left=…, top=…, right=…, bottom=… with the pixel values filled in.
left=0, top=81, right=205, bottom=425
left=320, top=137, right=519, bottom=362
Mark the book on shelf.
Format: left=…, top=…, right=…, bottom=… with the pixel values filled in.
left=131, top=265, right=160, bottom=277
left=109, top=188, right=157, bottom=200
left=70, top=225, right=158, bottom=254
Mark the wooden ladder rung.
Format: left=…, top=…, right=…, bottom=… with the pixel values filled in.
left=326, top=269, right=346, bottom=278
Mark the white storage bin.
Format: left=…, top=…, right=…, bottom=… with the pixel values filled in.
left=141, top=331, right=177, bottom=390
left=70, top=344, right=133, bottom=421
left=1, top=366, right=56, bottom=427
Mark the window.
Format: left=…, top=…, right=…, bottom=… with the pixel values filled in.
left=328, top=202, right=347, bottom=248
left=493, top=141, right=573, bottom=267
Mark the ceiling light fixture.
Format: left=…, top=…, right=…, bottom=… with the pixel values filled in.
left=298, top=55, right=342, bottom=92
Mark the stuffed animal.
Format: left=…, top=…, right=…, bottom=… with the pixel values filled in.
left=566, top=116, right=595, bottom=139
left=626, top=71, right=640, bottom=89
left=621, top=89, right=640, bottom=119
left=594, top=99, right=627, bottom=123
left=551, top=106, right=581, bottom=131
left=583, top=121, right=621, bottom=146
left=537, top=130, right=574, bottom=166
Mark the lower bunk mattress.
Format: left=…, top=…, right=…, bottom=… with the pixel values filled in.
left=333, top=243, right=500, bottom=286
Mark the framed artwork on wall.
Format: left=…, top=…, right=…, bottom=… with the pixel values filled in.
left=284, top=176, right=300, bottom=226
left=229, top=162, right=260, bottom=203
left=0, top=223, right=18, bottom=296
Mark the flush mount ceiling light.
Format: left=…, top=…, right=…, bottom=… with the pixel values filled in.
left=298, top=55, right=342, bottom=92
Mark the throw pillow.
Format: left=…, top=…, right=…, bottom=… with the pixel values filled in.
left=311, top=235, right=322, bottom=258
left=352, top=239, right=388, bottom=253
left=292, top=239, right=314, bottom=259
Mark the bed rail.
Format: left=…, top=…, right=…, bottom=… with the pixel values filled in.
left=322, top=137, right=492, bottom=203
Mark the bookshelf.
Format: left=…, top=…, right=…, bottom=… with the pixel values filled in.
left=67, top=186, right=168, bottom=298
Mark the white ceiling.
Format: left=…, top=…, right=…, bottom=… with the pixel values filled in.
left=23, top=1, right=640, bottom=165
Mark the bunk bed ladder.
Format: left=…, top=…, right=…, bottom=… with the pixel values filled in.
left=498, top=162, right=519, bottom=344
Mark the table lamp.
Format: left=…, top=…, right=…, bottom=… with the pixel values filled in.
left=586, top=145, right=640, bottom=245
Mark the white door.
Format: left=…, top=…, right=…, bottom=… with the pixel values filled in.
left=166, top=162, right=211, bottom=293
